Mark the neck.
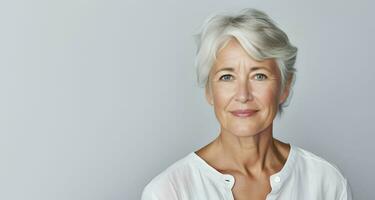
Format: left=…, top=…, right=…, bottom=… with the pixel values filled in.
left=213, top=124, right=283, bottom=177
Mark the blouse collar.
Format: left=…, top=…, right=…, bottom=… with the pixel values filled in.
left=189, top=144, right=297, bottom=192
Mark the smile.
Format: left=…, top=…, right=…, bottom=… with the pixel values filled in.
left=230, top=109, right=258, bottom=117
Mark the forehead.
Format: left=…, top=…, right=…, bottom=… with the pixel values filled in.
left=213, top=39, right=277, bottom=71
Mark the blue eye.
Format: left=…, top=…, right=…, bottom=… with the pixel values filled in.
left=219, top=74, right=234, bottom=81
left=254, top=74, right=267, bottom=81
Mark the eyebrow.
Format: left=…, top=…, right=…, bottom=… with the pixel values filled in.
left=214, top=66, right=271, bottom=75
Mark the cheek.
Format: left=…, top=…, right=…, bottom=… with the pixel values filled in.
left=210, top=82, right=281, bottom=109
left=212, top=85, right=235, bottom=106
left=253, top=84, right=281, bottom=107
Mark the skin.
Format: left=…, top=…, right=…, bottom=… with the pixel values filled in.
left=195, top=38, right=293, bottom=200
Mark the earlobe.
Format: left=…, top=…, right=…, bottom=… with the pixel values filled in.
left=279, top=83, right=292, bottom=103
left=205, top=84, right=214, bottom=105
left=205, top=92, right=213, bottom=105
left=279, top=85, right=290, bottom=104
left=279, top=77, right=292, bottom=104
left=279, top=89, right=289, bottom=104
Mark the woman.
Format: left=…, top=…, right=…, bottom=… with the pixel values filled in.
left=142, top=8, right=352, bottom=200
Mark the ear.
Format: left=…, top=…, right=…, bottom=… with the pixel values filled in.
left=279, top=87, right=290, bottom=104
left=205, top=82, right=214, bottom=105
left=279, top=75, right=293, bottom=104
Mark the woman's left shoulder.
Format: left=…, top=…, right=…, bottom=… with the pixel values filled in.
left=291, top=145, right=353, bottom=199
left=292, top=145, right=349, bottom=184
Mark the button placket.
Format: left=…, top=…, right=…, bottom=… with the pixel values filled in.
left=223, top=174, right=235, bottom=189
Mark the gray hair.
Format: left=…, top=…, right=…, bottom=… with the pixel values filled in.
left=194, top=8, right=298, bottom=115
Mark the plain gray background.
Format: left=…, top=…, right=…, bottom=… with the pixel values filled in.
left=0, top=0, right=373, bottom=199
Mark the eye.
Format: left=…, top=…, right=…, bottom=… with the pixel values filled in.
left=254, top=73, right=267, bottom=81
left=219, top=74, right=234, bottom=81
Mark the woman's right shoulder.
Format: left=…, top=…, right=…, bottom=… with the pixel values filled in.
left=141, top=152, right=195, bottom=200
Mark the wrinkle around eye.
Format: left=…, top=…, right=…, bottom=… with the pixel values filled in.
left=218, top=74, right=234, bottom=81
left=254, top=74, right=267, bottom=81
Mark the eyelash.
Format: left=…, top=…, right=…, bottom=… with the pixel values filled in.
left=254, top=74, right=267, bottom=80
left=219, top=74, right=234, bottom=81
left=219, top=74, right=268, bottom=81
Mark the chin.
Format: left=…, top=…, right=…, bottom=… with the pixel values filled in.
left=227, top=127, right=261, bottom=137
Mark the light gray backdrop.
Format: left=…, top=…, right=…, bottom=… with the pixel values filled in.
left=0, top=0, right=373, bottom=199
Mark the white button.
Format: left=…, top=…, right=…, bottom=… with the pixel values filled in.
left=223, top=175, right=233, bottom=183
left=274, top=176, right=281, bottom=183
left=223, top=174, right=235, bottom=188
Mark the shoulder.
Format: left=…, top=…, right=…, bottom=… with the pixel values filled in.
left=141, top=153, right=196, bottom=200
left=294, top=146, right=346, bottom=180
left=292, top=145, right=352, bottom=199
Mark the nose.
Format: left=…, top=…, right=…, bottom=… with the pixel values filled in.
left=235, top=79, right=253, bottom=103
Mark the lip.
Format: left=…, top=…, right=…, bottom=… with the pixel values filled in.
left=230, top=109, right=258, bottom=117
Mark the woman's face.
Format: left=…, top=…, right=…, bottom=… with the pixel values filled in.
left=206, top=39, right=290, bottom=137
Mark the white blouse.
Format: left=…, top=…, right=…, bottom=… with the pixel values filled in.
left=141, top=144, right=352, bottom=200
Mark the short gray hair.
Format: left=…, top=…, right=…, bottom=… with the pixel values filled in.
left=194, top=8, right=298, bottom=115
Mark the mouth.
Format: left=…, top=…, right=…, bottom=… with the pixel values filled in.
left=230, top=109, right=258, bottom=117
